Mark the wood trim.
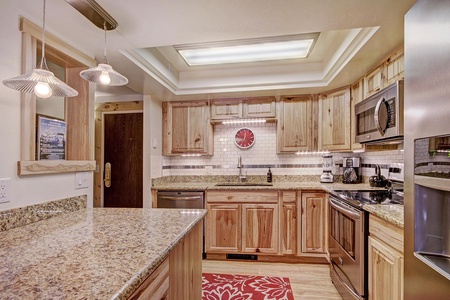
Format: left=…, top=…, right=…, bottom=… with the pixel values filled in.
left=20, top=17, right=96, bottom=67
left=18, top=160, right=96, bottom=176
left=369, top=214, right=404, bottom=253
left=127, top=258, right=169, bottom=300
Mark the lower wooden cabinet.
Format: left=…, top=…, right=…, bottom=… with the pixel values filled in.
left=206, top=190, right=327, bottom=260
left=298, top=192, right=326, bottom=256
left=368, top=215, right=404, bottom=300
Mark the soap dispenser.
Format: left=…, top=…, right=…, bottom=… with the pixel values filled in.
left=267, top=167, right=272, bottom=183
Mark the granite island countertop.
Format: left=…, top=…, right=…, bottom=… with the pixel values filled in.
left=0, top=207, right=206, bottom=300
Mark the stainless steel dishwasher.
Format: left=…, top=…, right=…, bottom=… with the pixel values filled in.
left=156, top=191, right=205, bottom=257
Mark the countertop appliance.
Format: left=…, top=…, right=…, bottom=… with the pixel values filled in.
left=404, top=1, right=450, bottom=298
left=355, top=80, right=404, bottom=144
left=320, top=154, right=334, bottom=183
left=328, top=164, right=404, bottom=300
left=157, top=191, right=205, bottom=257
left=343, top=157, right=361, bottom=184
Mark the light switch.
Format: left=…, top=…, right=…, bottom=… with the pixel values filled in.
left=75, top=172, right=89, bottom=189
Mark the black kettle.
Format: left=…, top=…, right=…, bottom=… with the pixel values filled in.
left=369, top=165, right=387, bottom=187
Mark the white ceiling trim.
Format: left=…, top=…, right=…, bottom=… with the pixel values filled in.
left=121, top=27, right=379, bottom=96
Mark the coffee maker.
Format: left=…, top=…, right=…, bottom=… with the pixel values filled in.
left=320, top=154, right=334, bottom=183
left=343, top=157, right=361, bottom=184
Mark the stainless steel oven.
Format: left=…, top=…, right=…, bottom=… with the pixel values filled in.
left=328, top=195, right=368, bottom=300
left=355, top=80, right=404, bottom=144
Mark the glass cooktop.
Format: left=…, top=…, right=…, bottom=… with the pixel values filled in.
left=331, top=189, right=404, bottom=208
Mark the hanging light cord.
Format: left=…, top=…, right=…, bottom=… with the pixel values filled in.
left=103, top=23, right=108, bottom=64
left=39, top=0, right=48, bottom=70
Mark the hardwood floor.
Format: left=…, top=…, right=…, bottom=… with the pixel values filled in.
left=202, top=259, right=342, bottom=299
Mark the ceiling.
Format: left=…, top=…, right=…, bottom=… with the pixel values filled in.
left=5, top=0, right=416, bottom=101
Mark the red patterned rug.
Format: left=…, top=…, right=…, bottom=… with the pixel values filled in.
left=202, top=273, right=294, bottom=300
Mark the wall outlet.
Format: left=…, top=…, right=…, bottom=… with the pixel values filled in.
left=0, top=178, right=11, bottom=204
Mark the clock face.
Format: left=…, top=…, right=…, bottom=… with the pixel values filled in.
left=234, top=127, right=255, bottom=149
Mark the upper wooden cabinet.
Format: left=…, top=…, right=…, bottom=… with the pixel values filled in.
left=277, top=95, right=313, bottom=153
left=317, top=87, right=351, bottom=151
left=351, top=79, right=364, bottom=151
left=364, top=47, right=404, bottom=99
left=162, top=101, right=213, bottom=156
left=211, top=96, right=276, bottom=121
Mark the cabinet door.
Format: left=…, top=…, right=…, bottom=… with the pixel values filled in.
left=277, top=96, right=313, bottom=153
left=280, top=191, right=297, bottom=255
left=299, top=192, right=326, bottom=255
left=243, top=97, right=276, bottom=118
left=241, top=204, right=279, bottom=254
left=385, top=48, right=404, bottom=86
left=205, top=204, right=241, bottom=253
left=364, top=65, right=385, bottom=98
left=162, top=101, right=213, bottom=155
left=368, top=236, right=404, bottom=300
left=318, top=87, right=351, bottom=151
left=211, top=99, right=243, bottom=120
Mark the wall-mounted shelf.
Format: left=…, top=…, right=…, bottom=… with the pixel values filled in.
left=18, top=160, right=96, bottom=176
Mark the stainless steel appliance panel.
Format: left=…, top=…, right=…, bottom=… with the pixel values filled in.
left=405, top=1, right=450, bottom=298
left=328, top=196, right=367, bottom=299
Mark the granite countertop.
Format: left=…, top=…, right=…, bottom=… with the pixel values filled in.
left=0, top=208, right=206, bottom=300
left=152, top=179, right=403, bottom=227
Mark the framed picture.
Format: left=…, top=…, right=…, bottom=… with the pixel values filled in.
left=37, top=115, right=66, bottom=160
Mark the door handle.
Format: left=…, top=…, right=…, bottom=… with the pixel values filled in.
left=104, top=162, right=111, bottom=188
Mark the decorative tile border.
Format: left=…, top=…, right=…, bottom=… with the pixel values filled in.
left=0, top=195, right=87, bottom=232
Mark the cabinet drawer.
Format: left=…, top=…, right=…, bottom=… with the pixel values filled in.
left=128, top=258, right=169, bottom=300
left=369, top=215, right=404, bottom=253
left=207, top=191, right=278, bottom=203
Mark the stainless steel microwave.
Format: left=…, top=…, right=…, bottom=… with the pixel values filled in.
left=355, top=80, right=404, bottom=144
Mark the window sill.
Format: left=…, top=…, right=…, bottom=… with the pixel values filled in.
left=18, top=160, right=96, bottom=176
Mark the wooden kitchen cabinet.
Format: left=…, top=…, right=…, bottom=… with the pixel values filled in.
left=368, top=215, right=404, bottom=300
left=243, top=97, right=276, bottom=118
left=205, top=203, right=241, bottom=253
left=364, top=65, right=384, bottom=98
left=280, top=191, right=297, bottom=255
left=298, top=192, right=326, bottom=256
left=241, top=203, right=279, bottom=254
left=211, top=96, right=276, bottom=121
left=277, top=95, right=313, bottom=153
left=317, top=87, right=351, bottom=151
left=210, top=99, right=243, bottom=120
left=385, top=47, right=404, bottom=86
left=162, top=100, right=213, bottom=155
left=205, top=190, right=279, bottom=255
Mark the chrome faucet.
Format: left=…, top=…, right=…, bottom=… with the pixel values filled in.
left=237, top=156, right=247, bottom=182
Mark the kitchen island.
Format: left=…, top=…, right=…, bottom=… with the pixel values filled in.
left=0, top=207, right=206, bottom=299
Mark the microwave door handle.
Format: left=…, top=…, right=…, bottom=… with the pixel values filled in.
left=328, top=198, right=361, bottom=219
left=374, top=97, right=389, bottom=135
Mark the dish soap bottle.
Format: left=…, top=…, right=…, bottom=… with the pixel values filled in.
left=267, top=167, right=272, bottom=183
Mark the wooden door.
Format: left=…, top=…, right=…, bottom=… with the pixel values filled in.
left=205, top=204, right=241, bottom=253
left=318, top=87, right=351, bottom=151
left=277, top=96, right=313, bottom=153
left=103, top=113, right=143, bottom=208
left=368, top=236, right=404, bottom=300
left=241, top=204, right=279, bottom=254
left=299, top=192, right=326, bottom=255
left=280, top=191, right=297, bottom=255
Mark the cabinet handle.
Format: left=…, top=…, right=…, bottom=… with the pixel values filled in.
left=104, top=162, right=111, bottom=188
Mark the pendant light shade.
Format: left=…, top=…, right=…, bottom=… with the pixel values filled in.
left=2, top=0, right=78, bottom=98
left=80, top=26, right=128, bottom=86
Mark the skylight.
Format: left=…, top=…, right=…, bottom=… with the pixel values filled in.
left=174, top=33, right=319, bottom=66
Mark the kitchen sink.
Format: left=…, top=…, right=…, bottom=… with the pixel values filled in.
left=215, top=182, right=273, bottom=186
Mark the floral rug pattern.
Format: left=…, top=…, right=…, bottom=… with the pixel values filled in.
left=202, top=273, right=294, bottom=300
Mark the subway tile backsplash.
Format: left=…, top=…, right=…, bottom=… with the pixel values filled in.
left=162, top=123, right=404, bottom=181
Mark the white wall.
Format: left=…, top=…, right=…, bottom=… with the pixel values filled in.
left=0, top=2, right=93, bottom=211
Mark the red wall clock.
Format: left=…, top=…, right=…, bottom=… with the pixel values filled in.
left=234, top=127, right=255, bottom=149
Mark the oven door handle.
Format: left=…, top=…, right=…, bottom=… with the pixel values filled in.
left=328, top=198, right=361, bottom=219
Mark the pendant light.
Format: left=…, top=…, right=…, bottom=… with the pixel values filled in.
left=79, top=25, right=128, bottom=86
left=2, top=0, right=78, bottom=98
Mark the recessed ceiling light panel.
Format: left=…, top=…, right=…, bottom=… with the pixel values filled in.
left=175, top=33, right=319, bottom=66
